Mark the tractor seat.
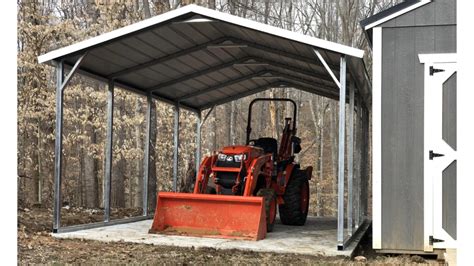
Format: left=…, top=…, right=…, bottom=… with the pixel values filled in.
left=253, top=137, right=278, bottom=159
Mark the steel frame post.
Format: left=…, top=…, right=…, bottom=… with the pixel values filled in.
left=53, top=60, right=64, bottom=233
left=347, top=80, right=355, bottom=235
left=337, top=55, right=347, bottom=249
left=362, top=107, right=370, bottom=217
left=355, top=95, right=362, bottom=229
left=172, top=103, right=180, bottom=192
left=104, top=80, right=114, bottom=222
left=143, top=95, right=152, bottom=216
left=195, top=111, right=202, bottom=173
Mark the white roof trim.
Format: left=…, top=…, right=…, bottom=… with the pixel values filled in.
left=364, top=0, right=431, bottom=30
left=418, top=53, right=457, bottom=64
left=39, top=4, right=363, bottom=64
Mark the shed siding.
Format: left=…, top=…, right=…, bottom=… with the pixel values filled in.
left=380, top=24, right=456, bottom=250
left=380, top=0, right=456, bottom=28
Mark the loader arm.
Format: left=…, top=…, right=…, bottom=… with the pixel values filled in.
left=193, top=155, right=215, bottom=194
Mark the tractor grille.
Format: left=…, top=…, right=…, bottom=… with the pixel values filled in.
left=216, top=158, right=241, bottom=168
left=215, top=172, right=238, bottom=189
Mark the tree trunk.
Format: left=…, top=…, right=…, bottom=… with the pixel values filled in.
left=112, top=101, right=126, bottom=208
left=269, top=89, right=278, bottom=139
left=212, top=108, right=217, bottom=151
left=148, top=102, right=157, bottom=212
left=37, top=119, right=42, bottom=204
left=142, top=0, right=151, bottom=18
left=229, top=101, right=235, bottom=145
left=84, top=121, right=98, bottom=208
left=135, top=99, right=143, bottom=208
left=208, top=0, right=215, bottom=9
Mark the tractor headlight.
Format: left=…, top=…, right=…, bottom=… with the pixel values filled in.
left=217, top=153, right=227, bottom=161
left=234, top=154, right=247, bottom=162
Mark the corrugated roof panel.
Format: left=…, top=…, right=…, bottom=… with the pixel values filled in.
left=192, top=75, right=220, bottom=88
left=186, top=22, right=224, bottom=40
left=178, top=54, right=212, bottom=69
left=221, top=23, right=261, bottom=44
left=94, top=46, right=137, bottom=67
left=81, top=52, right=124, bottom=75
left=123, top=36, right=167, bottom=59
left=190, top=50, right=222, bottom=66
left=134, top=31, right=168, bottom=56
left=122, top=68, right=161, bottom=83
left=207, top=68, right=233, bottom=82
left=153, top=26, right=194, bottom=49
left=161, top=58, right=197, bottom=75
left=158, top=86, right=187, bottom=98
left=148, top=30, right=181, bottom=53
left=107, top=41, right=154, bottom=64
left=147, top=63, right=182, bottom=80
left=204, top=48, right=238, bottom=62
left=118, top=72, right=159, bottom=89
left=169, top=23, right=210, bottom=44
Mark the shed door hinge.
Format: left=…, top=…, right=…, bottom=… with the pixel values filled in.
left=430, top=66, right=445, bottom=75
left=429, top=150, right=445, bottom=160
left=429, top=236, right=444, bottom=245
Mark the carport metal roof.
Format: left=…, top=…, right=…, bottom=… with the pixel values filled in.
left=39, top=4, right=371, bottom=111
left=40, top=4, right=371, bottom=251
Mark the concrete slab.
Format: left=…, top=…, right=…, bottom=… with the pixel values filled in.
left=53, top=216, right=366, bottom=257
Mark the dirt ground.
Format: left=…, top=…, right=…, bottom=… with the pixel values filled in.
left=18, top=207, right=443, bottom=265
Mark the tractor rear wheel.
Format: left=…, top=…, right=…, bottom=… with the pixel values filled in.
left=257, top=188, right=277, bottom=232
left=279, top=170, right=309, bottom=225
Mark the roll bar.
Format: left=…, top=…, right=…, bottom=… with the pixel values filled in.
left=246, top=98, right=297, bottom=144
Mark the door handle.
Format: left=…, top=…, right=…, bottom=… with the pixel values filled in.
left=429, top=150, right=444, bottom=160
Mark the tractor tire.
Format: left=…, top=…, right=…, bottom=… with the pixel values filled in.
left=279, top=170, right=310, bottom=226
left=257, top=188, right=277, bottom=232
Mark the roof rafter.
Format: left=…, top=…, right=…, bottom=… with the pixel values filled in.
left=226, top=37, right=340, bottom=72
left=198, top=82, right=283, bottom=110
left=148, top=55, right=336, bottom=92
left=176, top=70, right=269, bottom=101
left=177, top=68, right=338, bottom=103
left=148, top=56, right=253, bottom=92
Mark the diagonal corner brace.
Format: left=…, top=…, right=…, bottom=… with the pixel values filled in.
left=60, top=53, right=88, bottom=91
left=313, top=49, right=341, bottom=89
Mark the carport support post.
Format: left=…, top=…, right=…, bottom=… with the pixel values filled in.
left=347, top=80, right=355, bottom=235
left=196, top=111, right=201, bottom=173
left=53, top=60, right=64, bottom=232
left=173, top=103, right=180, bottom=192
left=104, top=79, right=114, bottom=222
left=337, top=55, right=347, bottom=249
left=143, top=94, right=152, bottom=216
left=355, top=95, right=362, bottom=229
left=361, top=107, right=369, bottom=217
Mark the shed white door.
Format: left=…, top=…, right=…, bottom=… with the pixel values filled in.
left=420, top=54, right=457, bottom=251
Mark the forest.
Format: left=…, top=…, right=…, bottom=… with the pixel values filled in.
left=17, top=0, right=398, bottom=221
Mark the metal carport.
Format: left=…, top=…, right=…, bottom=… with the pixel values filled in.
left=38, top=4, right=371, bottom=250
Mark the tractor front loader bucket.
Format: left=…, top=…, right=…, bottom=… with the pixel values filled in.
left=149, top=192, right=267, bottom=240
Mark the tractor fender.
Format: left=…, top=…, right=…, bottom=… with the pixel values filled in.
left=275, top=164, right=296, bottom=205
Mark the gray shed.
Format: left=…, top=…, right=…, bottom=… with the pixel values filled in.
left=361, top=0, right=457, bottom=253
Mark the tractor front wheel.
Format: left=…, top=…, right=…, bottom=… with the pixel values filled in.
left=279, top=170, right=309, bottom=225
left=257, top=188, right=277, bottom=232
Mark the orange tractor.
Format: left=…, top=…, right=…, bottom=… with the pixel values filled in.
left=150, top=98, right=313, bottom=240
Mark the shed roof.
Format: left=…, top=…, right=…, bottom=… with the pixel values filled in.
left=39, top=4, right=371, bottom=112
left=361, top=0, right=432, bottom=45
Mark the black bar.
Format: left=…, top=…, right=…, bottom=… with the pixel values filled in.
left=246, top=98, right=297, bottom=144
